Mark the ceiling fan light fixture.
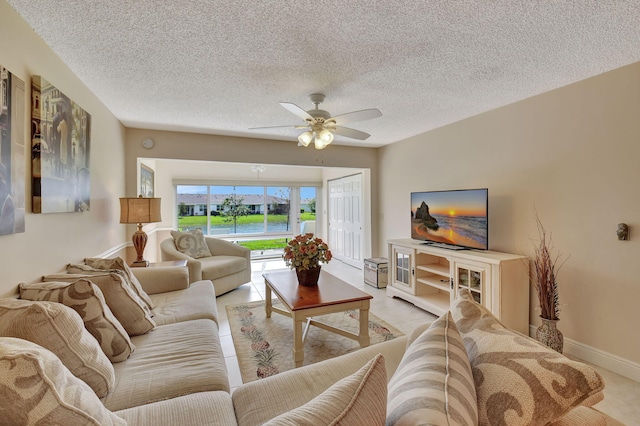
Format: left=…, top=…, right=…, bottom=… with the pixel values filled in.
left=298, top=131, right=313, bottom=147
left=314, top=129, right=333, bottom=150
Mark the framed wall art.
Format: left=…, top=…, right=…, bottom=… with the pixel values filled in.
left=31, top=75, right=91, bottom=213
left=140, top=163, right=154, bottom=197
left=0, top=65, right=26, bottom=235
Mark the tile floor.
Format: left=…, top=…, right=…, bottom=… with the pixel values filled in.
left=215, top=259, right=639, bottom=425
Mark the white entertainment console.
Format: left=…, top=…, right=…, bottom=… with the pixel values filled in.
left=387, top=239, right=529, bottom=334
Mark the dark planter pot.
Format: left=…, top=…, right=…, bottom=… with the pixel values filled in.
left=296, top=266, right=321, bottom=287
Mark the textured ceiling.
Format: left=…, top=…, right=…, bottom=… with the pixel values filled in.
left=7, top=1, right=640, bottom=148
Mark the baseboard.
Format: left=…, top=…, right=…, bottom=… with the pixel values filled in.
left=529, top=325, right=640, bottom=383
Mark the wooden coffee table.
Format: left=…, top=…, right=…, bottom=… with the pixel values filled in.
left=263, top=269, right=373, bottom=367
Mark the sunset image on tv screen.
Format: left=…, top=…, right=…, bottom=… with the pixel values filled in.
left=411, top=189, right=488, bottom=249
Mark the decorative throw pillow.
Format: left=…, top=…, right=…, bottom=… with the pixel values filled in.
left=263, top=354, right=387, bottom=426
left=451, top=289, right=605, bottom=426
left=0, top=337, right=125, bottom=426
left=387, top=312, right=478, bottom=426
left=19, top=279, right=135, bottom=362
left=84, top=257, right=155, bottom=310
left=0, top=299, right=115, bottom=398
left=66, top=263, right=153, bottom=317
left=171, top=229, right=212, bottom=259
left=45, top=271, right=156, bottom=336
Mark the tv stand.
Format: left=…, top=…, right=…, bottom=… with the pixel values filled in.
left=387, top=238, right=529, bottom=334
left=421, top=242, right=469, bottom=251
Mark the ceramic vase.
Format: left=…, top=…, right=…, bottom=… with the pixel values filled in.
left=536, top=317, right=564, bottom=353
left=296, top=266, right=321, bottom=287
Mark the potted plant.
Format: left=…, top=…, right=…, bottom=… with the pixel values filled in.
left=530, top=214, right=568, bottom=353
left=283, top=233, right=333, bottom=286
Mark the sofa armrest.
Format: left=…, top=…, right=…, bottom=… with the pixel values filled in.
left=232, top=336, right=407, bottom=426
left=131, top=266, right=189, bottom=295
left=205, top=237, right=251, bottom=260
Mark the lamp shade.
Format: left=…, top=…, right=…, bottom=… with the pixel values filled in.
left=119, top=196, right=161, bottom=224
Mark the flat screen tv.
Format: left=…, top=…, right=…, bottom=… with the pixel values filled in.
left=411, top=188, right=488, bottom=250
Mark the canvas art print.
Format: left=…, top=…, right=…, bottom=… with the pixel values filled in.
left=0, top=65, right=26, bottom=235
left=140, top=164, right=154, bottom=197
left=31, top=75, right=91, bottom=213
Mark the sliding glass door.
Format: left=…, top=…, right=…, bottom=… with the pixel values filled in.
left=176, top=184, right=319, bottom=257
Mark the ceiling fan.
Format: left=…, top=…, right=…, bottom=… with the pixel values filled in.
left=251, top=93, right=382, bottom=149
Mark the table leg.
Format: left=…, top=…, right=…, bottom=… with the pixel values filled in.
left=359, top=302, right=371, bottom=348
left=293, top=312, right=305, bottom=368
left=265, top=281, right=272, bottom=319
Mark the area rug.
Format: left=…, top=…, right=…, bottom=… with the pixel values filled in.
left=226, top=300, right=404, bottom=383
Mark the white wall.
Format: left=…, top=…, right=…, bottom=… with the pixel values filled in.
left=379, top=62, right=640, bottom=365
left=0, top=1, right=127, bottom=297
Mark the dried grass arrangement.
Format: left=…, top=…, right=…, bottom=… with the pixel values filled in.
left=531, top=214, right=568, bottom=321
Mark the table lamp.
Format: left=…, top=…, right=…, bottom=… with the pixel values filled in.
left=119, top=195, right=161, bottom=267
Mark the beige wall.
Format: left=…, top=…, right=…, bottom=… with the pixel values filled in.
left=379, top=62, right=640, bottom=364
left=124, top=128, right=380, bottom=254
left=5, top=0, right=638, bottom=368
left=0, top=1, right=127, bottom=298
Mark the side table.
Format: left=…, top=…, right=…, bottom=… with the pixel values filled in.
left=131, top=260, right=188, bottom=268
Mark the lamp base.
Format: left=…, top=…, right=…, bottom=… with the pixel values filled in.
left=130, top=260, right=150, bottom=268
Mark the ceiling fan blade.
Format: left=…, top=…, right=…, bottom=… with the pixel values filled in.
left=328, top=108, right=382, bottom=125
left=249, top=125, right=299, bottom=130
left=280, top=102, right=315, bottom=122
left=330, top=126, right=371, bottom=140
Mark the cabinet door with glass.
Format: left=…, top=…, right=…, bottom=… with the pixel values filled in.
left=452, top=260, right=489, bottom=306
left=390, top=246, right=415, bottom=294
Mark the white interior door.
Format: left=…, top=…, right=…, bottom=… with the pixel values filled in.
left=328, top=174, right=363, bottom=268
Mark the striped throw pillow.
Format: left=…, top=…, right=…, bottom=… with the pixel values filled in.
left=387, top=311, right=477, bottom=426
left=451, top=289, right=604, bottom=426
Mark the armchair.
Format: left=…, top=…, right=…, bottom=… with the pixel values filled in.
left=160, top=236, right=251, bottom=296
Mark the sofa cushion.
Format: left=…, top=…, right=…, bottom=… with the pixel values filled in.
left=101, top=319, right=229, bottom=411
left=46, top=271, right=156, bottom=336
left=0, top=299, right=115, bottom=397
left=115, top=391, right=238, bottom=426
left=387, top=311, right=478, bottom=426
left=263, top=353, right=387, bottom=426
left=451, top=289, right=605, bottom=426
left=84, top=257, right=155, bottom=309
left=0, top=337, right=125, bottom=426
left=19, top=279, right=135, bottom=362
left=171, top=228, right=213, bottom=259
left=232, top=337, right=407, bottom=426
left=149, top=280, right=219, bottom=326
left=200, top=255, right=249, bottom=280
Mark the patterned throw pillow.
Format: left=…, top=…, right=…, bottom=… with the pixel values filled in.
left=66, top=263, right=153, bottom=317
left=19, top=279, right=135, bottom=362
left=0, top=337, right=125, bottom=426
left=387, top=312, right=478, bottom=426
left=45, top=271, right=156, bottom=336
left=451, top=290, right=605, bottom=426
left=0, top=299, right=115, bottom=397
left=263, top=354, right=387, bottom=426
left=171, top=229, right=213, bottom=259
left=84, top=257, right=155, bottom=310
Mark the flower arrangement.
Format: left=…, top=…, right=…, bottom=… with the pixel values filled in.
left=530, top=214, right=568, bottom=320
left=283, top=233, right=333, bottom=271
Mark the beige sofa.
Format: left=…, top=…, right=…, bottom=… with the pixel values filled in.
left=160, top=235, right=251, bottom=296
left=0, top=265, right=624, bottom=425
